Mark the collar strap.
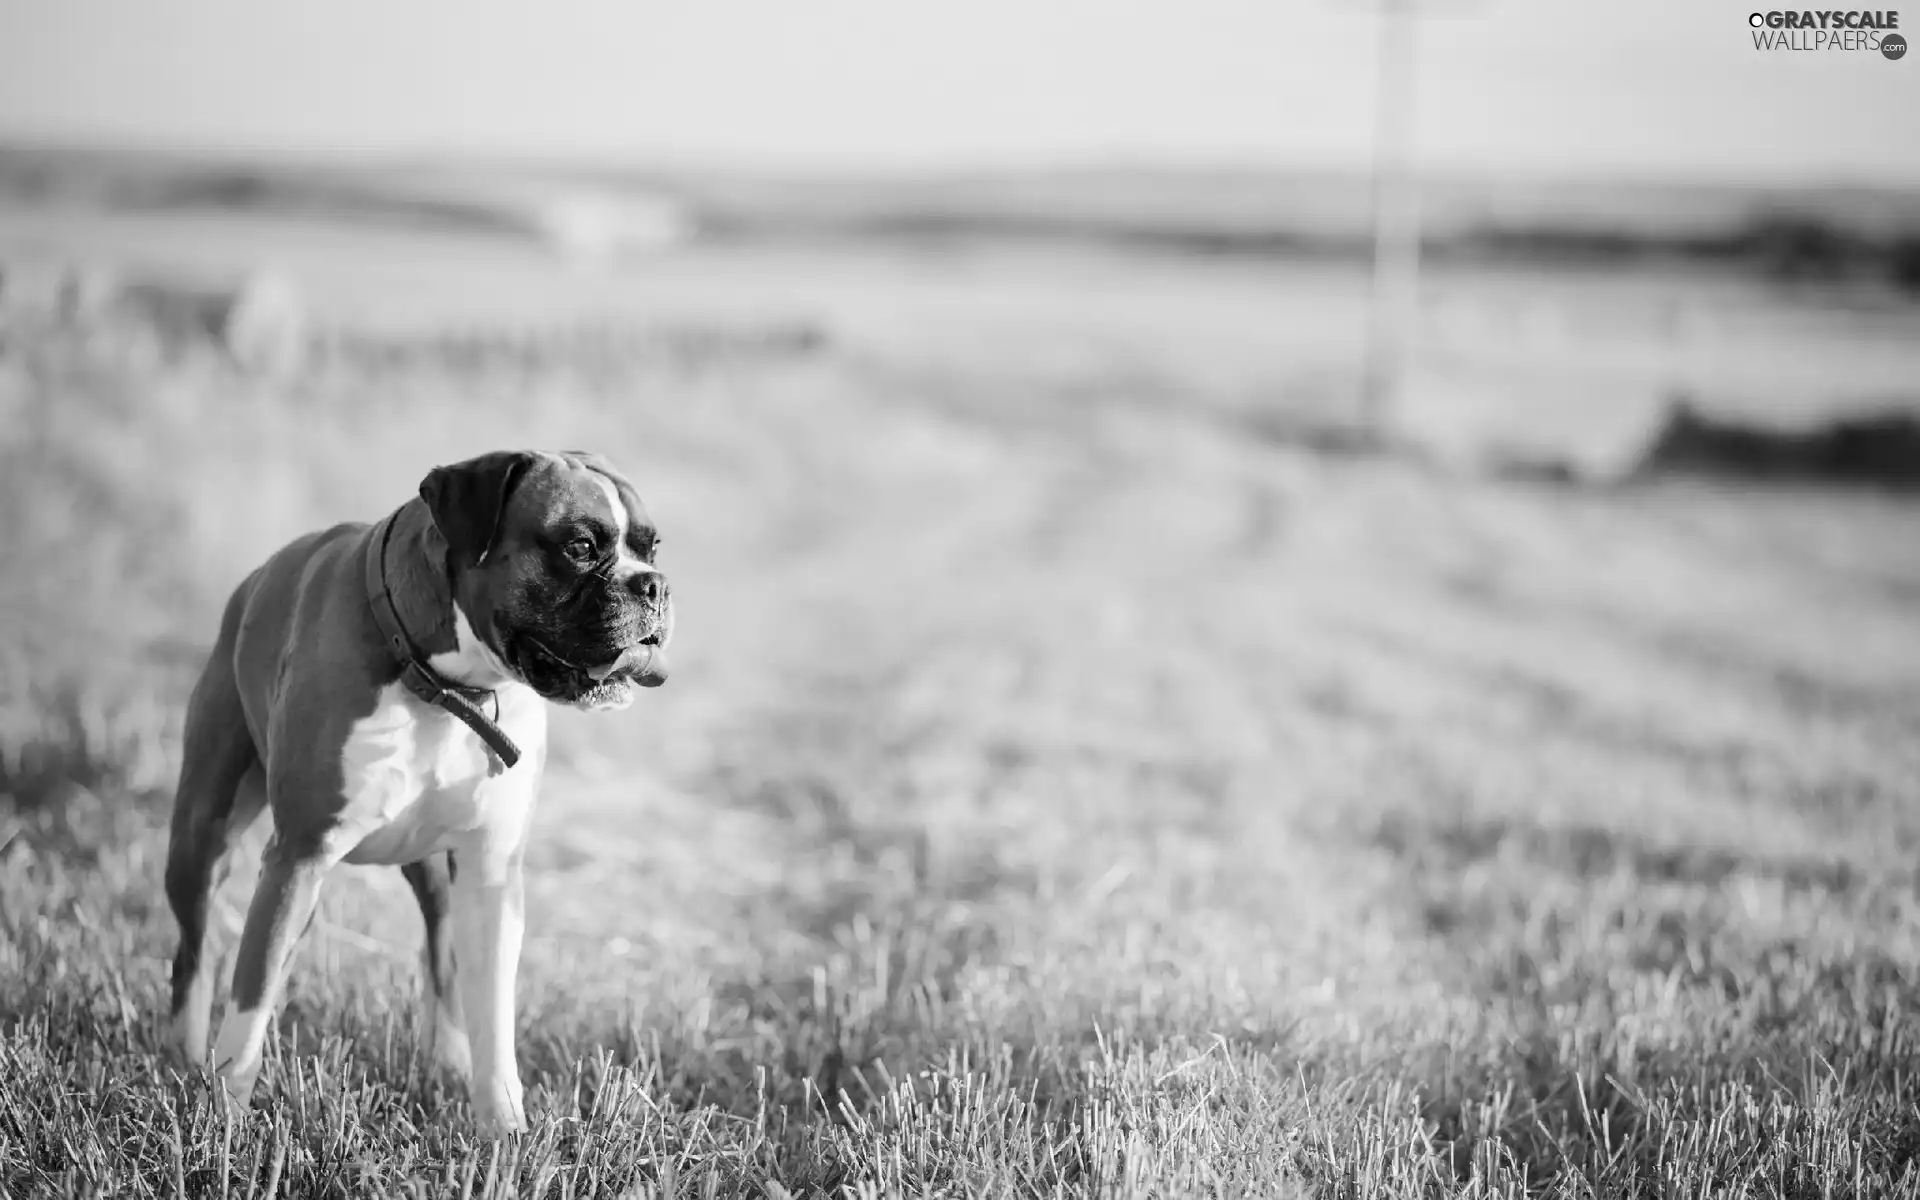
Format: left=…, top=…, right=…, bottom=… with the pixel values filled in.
left=364, top=510, right=522, bottom=772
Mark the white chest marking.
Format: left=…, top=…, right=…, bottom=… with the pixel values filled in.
left=337, top=681, right=545, bottom=866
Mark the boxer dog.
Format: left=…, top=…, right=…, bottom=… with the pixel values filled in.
left=162, top=449, right=671, bottom=1136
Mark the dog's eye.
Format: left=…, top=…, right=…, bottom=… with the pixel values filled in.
left=564, top=538, right=596, bottom=562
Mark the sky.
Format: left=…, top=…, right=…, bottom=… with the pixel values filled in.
left=1, top=0, right=1916, bottom=184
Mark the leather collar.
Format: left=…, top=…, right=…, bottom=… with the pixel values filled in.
left=364, top=509, right=522, bottom=772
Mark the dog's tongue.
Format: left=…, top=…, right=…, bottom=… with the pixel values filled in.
left=585, top=644, right=670, bottom=687
left=632, top=646, right=668, bottom=687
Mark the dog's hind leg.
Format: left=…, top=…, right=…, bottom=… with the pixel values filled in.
left=402, top=851, right=472, bottom=1080
left=210, top=824, right=334, bottom=1112
left=164, top=599, right=265, bottom=1068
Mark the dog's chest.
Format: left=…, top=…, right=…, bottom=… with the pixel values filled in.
left=337, top=682, right=543, bottom=864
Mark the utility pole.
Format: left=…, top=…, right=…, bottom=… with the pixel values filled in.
left=1358, top=0, right=1426, bottom=436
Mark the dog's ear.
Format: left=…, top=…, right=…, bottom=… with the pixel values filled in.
left=419, top=451, right=536, bottom=566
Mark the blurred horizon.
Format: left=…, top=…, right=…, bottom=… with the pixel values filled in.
left=7, top=133, right=1920, bottom=197
left=3, top=0, right=1917, bottom=189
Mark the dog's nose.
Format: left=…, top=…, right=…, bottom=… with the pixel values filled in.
left=630, top=569, right=668, bottom=606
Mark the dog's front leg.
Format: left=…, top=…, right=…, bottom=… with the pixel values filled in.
left=402, top=852, right=471, bottom=1080
left=450, top=852, right=527, bottom=1136
left=210, top=835, right=331, bottom=1113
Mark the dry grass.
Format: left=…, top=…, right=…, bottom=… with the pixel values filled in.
left=4, top=248, right=1920, bottom=1198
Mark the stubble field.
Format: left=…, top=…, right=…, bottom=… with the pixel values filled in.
left=3, top=217, right=1920, bottom=1197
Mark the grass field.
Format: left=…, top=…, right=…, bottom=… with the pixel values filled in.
left=4, top=211, right=1920, bottom=1197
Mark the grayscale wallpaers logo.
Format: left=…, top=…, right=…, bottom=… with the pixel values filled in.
left=1748, top=9, right=1905, bottom=54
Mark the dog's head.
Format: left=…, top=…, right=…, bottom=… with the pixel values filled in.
left=420, top=449, right=673, bottom=711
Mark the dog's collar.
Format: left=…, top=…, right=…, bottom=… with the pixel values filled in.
left=364, top=509, right=522, bottom=773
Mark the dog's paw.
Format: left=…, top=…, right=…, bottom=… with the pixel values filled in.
left=420, top=1002, right=473, bottom=1081
left=435, top=1026, right=474, bottom=1082
left=168, top=1013, right=210, bottom=1071
left=214, top=1070, right=258, bottom=1122
left=469, top=1077, right=526, bottom=1138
